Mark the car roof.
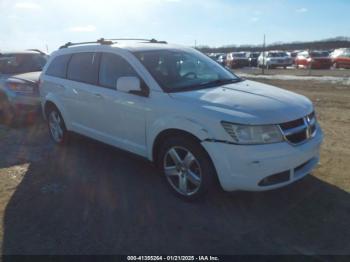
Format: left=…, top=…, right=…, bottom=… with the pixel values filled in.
left=117, top=42, right=191, bottom=52
left=52, top=42, right=193, bottom=56
left=0, top=50, right=45, bottom=55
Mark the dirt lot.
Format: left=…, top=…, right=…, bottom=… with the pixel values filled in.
left=0, top=76, right=349, bottom=255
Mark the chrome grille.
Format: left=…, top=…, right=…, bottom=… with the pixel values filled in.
left=279, top=112, right=317, bottom=145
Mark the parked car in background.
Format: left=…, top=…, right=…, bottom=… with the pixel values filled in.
left=289, top=50, right=301, bottom=63
left=247, top=52, right=260, bottom=67
left=332, top=49, right=350, bottom=69
left=330, top=48, right=349, bottom=59
left=0, top=50, right=48, bottom=123
left=226, top=52, right=249, bottom=68
left=216, top=54, right=226, bottom=66
left=258, top=51, right=293, bottom=69
left=207, top=53, right=217, bottom=60
left=295, top=50, right=332, bottom=69
left=40, top=38, right=323, bottom=199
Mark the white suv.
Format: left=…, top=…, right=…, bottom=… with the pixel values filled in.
left=258, top=51, right=293, bottom=69
left=40, top=38, right=323, bottom=199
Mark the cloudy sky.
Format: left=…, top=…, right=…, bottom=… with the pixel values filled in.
left=0, top=0, right=349, bottom=52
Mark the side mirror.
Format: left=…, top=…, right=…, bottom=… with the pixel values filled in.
left=116, top=76, right=145, bottom=96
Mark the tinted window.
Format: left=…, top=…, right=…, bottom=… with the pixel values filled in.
left=46, top=54, right=71, bottom=78
left=310, top=52, right=329, bottom=58
left=67, top=53, right=100, bottom=84
left=0, top=53, right=47, bottom=74
left=250, top=53, right=260, bottom=58
left=232, top=53, right=246, bottom=58
left=99, top=53, right=137, bottom=88
left=268, top=52, right=288, bottom=57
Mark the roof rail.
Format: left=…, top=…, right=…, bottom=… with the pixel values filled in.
left=58, top=38, right=167, bottom=49
left=106, top=38, right=167, bottom=44
left=59, top=38, right=113, bottom=49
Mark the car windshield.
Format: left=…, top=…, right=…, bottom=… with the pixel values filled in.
left=250, top=53, right=259, bottom=58
left=310, top=52, right=329, bottom=57
left=268, top=52, right=288, bottom=57
left=133, top=50, right=241, bottom=92
left=0, top=53, right=47, bottom=74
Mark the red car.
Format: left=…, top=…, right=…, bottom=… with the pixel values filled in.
left=295, top=51, right=332, bottom=69
left=333, top=52, right=350, bottom=69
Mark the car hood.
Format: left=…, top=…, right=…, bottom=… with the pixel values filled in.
left=169, top=80, right=313, bottom=125
left=7, top=71, right=41, bottom=83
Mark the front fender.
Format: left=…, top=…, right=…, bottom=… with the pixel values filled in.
left=147, top=116, right=214, bottom=161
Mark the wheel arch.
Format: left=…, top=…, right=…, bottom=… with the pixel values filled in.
left=148, top=116, right=214, bottom=161
left=151, top=127, right=222, bottom=192
left=152, top=128, right=202, bottom=165
left=43, top=96, right=71, bottom=130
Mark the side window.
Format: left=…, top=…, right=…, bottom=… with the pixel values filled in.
left=67, top=53, right=100, bottom=85
left=99, top=53, right=137, bottom=89
left=46, top=54, right=71, bottom=78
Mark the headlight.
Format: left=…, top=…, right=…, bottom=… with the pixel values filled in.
left=6, top=82, right=34, bottom=94
left=221, top=122, right=284, bottom=144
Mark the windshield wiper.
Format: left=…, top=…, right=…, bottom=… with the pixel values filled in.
left=198, top=78, right=243, bottom=87
left=167, top=78, right=244, bottom=93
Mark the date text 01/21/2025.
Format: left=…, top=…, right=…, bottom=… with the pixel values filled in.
left=126, top=255, right=220, bottom=261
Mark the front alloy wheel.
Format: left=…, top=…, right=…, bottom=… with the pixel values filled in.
left=158, top=136, right=216, bottom=199
left=163, top=146, right=202, bottom=196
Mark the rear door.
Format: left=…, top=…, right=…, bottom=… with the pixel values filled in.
left=65, top=52, right=103, bottom=137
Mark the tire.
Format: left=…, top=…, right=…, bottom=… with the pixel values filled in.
left=46, top=105, right=69, bottom=145
left=157, top=136, right=216, bottom=200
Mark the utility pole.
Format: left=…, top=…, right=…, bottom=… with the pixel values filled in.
left=262, top=34, right=266, bottom=75
left=194, top=40, right=197, bottom=49
left=45, top=44, right=49, bottom=54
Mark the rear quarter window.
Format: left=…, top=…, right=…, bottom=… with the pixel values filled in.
left=46, top=54, right=71, bottom=78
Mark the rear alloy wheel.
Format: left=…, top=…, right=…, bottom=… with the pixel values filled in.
left=47, top=107, right=68, bottom=145
left=158, top=136, right=216, bottom=199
